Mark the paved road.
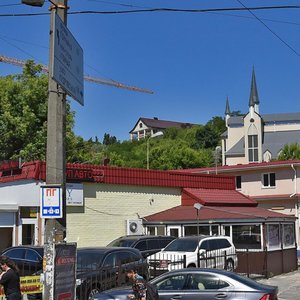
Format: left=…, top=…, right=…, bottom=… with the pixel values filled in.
left=258, top=269, right=300, bottom=300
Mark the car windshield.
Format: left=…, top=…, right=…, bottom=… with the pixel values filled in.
left=107, top=239, right=135, bottom=247
left=163, top=238, right=200, bottom=252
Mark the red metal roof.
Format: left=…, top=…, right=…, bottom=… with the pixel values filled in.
left=0, top=160, right=235, bottom=190
left=144, top=205, right=295, bottom=222
left=182, top=188, right=257, bottom=207
left=173, top=159, right=300, bottom=174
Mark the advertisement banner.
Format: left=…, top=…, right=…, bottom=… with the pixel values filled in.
left=54, top=243, right=77, bottom=300
left=0, top=275, right=43, bottom=296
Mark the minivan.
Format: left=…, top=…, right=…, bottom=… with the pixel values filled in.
left=107, top=235, right=175, bottom=258
left=148, top=235, right=237, bottom=275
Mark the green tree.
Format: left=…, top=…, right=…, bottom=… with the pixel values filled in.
left=103, top=133, right=118, bottom=145
left=206, top=116, right=226, bottom=136
left=278, top=143, right=300, bottom=160
left=0, top=60, right=76, bottom=162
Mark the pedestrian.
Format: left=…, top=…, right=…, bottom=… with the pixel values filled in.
left=126, top=268, right=146, bottom=300
left=0, top=256, right=22, bottom=300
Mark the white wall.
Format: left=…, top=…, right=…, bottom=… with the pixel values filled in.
left=0, top=180, right=42, bottom=206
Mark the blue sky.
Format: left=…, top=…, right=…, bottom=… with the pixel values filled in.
left=1, top=0, right=300, bottom=141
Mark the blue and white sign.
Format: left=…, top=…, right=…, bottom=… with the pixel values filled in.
left=51, top=13, right=84, bottom=105
left=40, top=185, right=63, bottom=218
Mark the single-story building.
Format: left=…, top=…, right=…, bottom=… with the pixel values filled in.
left=0, top=160, right=297, bottom=275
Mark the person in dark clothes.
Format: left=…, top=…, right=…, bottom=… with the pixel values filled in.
left=0, top=256, right=21, bottom=300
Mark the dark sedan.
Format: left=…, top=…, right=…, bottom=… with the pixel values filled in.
left=1, top=245, right=43, bottom=276
left=92, top=268, right=278, bottom=300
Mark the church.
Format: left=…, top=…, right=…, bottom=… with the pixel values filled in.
left=222, top=69, right=300, bottom=166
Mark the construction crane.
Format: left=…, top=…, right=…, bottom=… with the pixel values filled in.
left=0, top=54, right=153, bottom=94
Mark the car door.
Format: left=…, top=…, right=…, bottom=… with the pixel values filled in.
left=185, top=273, right=233, bottom=300
left=155, top=273, right=188, bottom=300
left=24, top=248, right=43, bottom=275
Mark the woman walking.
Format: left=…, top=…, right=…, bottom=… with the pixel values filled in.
left=0, top=256, right=21, bottom=300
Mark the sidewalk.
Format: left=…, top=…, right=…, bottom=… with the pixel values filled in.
left=258, top=269, right=300, bottom=300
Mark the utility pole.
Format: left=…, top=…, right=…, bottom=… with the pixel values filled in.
left=44, top=1, right=68, bottom=300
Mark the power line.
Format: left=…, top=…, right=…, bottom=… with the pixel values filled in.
left=1, top=5, right=300, bottom=17
left=235, top=0, right=300, bottom=57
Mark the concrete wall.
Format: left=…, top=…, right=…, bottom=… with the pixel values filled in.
left=66, top=183, right=181, bottom=247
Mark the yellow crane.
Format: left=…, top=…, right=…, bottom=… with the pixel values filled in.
left=0, top=54, right=154, bottom=94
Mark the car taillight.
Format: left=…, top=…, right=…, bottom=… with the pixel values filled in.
left=260, top=294, right=278, bottom=300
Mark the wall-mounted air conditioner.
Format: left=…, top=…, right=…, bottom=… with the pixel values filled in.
left=126, top=219, right=144, bottom=235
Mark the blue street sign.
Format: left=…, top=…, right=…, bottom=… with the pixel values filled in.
left=40, top=185, right=63, bottom=219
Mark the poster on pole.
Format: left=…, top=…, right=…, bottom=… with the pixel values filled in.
left=54, top=243, right=77, bottom=300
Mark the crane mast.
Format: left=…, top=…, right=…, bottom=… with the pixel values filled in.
left=0, top=54, right=153, bottom=94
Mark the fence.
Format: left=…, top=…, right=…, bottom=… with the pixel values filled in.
left=236, top=246, right=298, bottom=278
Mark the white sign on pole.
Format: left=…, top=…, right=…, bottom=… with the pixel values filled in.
left=66, top=183, right=83, bottom=206
left=40, top=185, right=63, bottom=218
left=52, top=13, right=84, bottom=105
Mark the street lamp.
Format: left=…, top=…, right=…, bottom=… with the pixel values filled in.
left=194, top=202, right=202, bottom=267
left=193, top=202, right=203, bottom=237
left=146, top=131, right=164, bottom=169
left=214, top=146, right=222, bottom=174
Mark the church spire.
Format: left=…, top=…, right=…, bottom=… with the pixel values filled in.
left=225, top=96, right=231, bottom=115
left=225, top=96, right=231, bottom=127
left=248, top=68, right=260, bottom=113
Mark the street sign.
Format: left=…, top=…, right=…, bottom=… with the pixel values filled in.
left=40, top=185, right=63, bottom=218
left=51, top=13, right=84, bottom=105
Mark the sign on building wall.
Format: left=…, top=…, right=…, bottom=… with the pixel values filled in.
left=40, top=185, right=63, bottom=218
left=66, top=183, right=83, bottom=206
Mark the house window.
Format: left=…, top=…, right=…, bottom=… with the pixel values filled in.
left=262, top=173, right=276, bottom=188
left=139, top=122, right=143, bottom=128
left=236, top=176, right=241, bottom=189
left=248, top=135, right=258, bottom=162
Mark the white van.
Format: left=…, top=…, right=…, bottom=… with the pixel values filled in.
left=148, top=235, right=237, bottom=274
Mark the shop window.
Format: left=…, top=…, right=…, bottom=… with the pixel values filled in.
left=267, top=224, right=281, bottom=250
left=20, top=207, right=38, bottom=218
left=232, top=225, right=261, bottom=249
left=147, top=227, right=155, bottom=235
left=211, top=225, right=219, bottom=235
left=236, top=176, right=241, bottom=190
left=147, top=226, right=165, bottom=236
left=262, top=173, right=276, bottom=188
left=282, top=224, right=295, bottom=248
left=184, top=226, right=209, bottom=236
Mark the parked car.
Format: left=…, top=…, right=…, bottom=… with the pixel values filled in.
left=1, top=246, right=44, bottom=300
left=107, top=235, right=175, bottom=258
left=92, top=268, right=278, bottom=300
left=148, top=235, right=237, bottom=276
left=76, top=247, right=149, bottom=300
left=2, top=245, right=148, bottom=300
left=1, top=245, right=43, bottom=276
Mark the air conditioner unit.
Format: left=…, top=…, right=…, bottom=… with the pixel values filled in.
left=126, top=219, right=144, bottom=235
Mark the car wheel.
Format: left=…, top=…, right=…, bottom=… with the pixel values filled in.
left=225, top=259, right=234, bottom=272
left=87, top=287, right=100, bottom=300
